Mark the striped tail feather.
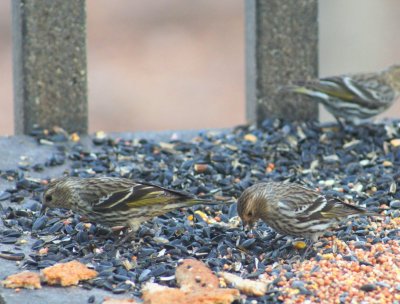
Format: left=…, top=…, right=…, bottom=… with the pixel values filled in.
left=320, top=198, right=382, bottom=219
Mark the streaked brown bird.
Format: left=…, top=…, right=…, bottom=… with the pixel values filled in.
left=42, top=176, right=214, bottom=235
left=281, top=64, right=400, bottom=124
left=237, top=182, right=380, bottom=253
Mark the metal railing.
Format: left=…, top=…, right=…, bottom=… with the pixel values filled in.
left=11, top=0, right=317, bottom=135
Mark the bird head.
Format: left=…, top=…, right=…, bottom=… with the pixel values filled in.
left=385, top=64, right=400, bottom=92
left=42, top=178, right=76, bottom=212
left=237, top=184, right=266, bottom=230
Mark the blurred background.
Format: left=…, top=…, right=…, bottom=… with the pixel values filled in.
left=1, top=1, right=400, bottom=135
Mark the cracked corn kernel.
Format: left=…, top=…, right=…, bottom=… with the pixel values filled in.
left=70, top=133, right=80, bottom=142
left=244, top=134, right=257, bottom=143
left=293, top=241, right=307, bottom=250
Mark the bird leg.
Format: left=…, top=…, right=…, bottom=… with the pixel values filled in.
left=112, top=223, right=139, bottom=246
left=302, top=240, right=315, bottom=260
left=115, top=231, right=136, bottom=246
left=93, top=225, right=117, bottom=240
left=339, top=239, right=356, bottom=259
left=333, top=116, right=346, bottom=130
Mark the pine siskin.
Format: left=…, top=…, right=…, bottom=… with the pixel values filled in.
left=42, top=176, right=214, bottom=233
left=281, top=64, right=400, bottom=123
left=237, top=182, right=380, bottom=244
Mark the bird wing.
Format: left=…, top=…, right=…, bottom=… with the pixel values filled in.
left=277, top=194, right=327, bottom=218
left=275, top=183, right=326, bottom=218
left=92, top=182, right=197, bottom=211
left=275, top=183, right=378, bottom=220
left=318, top=75, right=394, bottom=107
left=299, top=77, right=358, bottom=101
left=295, top=196, right=373, bottom=221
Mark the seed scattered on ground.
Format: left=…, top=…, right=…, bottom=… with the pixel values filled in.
left=1, top=120, right=400, bottom=303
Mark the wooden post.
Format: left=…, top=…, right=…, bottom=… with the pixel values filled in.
left=246, top=0, right=319, bottom=124
left=12, top=0, right=88, bottom=135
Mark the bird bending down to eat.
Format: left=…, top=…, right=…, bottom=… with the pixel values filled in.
left=281, top=64, right=400, bottom=126
left=42, top=176, right=215, bottom=239
left=237, top=182, right=381, bottom=256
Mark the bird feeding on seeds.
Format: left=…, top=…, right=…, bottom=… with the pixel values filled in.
left=237, top=181, right=381, bottom=256
left=42, top=176, right=217, bottom=240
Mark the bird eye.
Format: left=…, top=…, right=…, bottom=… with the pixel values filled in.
left=247, top=211, right=253, bottom=217
left=45, top=194, right=52, bottom=202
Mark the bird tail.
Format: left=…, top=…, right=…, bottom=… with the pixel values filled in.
left=345, top=202, right=383, bottom=217
left=321, top=199, right=383, bottom=218
left=278, top=84, right=305, bottom=94
left=278, top=84, right=328, bottom=100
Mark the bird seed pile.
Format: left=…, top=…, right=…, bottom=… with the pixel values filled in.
left=1, top=119, right=400, bottom=303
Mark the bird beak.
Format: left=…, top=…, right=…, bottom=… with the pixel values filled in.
left=40, top=205, right=47, bottom=216
left=242, top=220, right=255, bottom=232
left=241, top=219, right=248, bottom=231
